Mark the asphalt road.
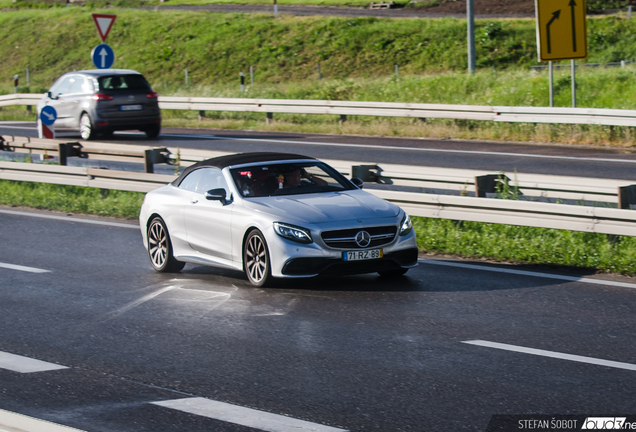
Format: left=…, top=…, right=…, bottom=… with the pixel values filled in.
left=2, top=122, right=636, bottom=182
left=1, top=208, right=635, bottom=432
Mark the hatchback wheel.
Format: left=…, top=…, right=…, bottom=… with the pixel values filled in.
left=144, top=125, right=161, bottom=139
left=147, top=217, right=185, bottom=273
left=244, top=230, right=272, bottom=287
left=79, top=113, right=95, bottom=140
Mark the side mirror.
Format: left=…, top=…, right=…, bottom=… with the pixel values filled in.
left=350, top=177, right=364, bottom=189
left=205, top=188, right=229, bottom=205
left=48, top=91, right=57, bottom=100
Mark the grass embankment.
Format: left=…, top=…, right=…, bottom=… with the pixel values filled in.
left=0, top=180, right=144, bottom=219
left=1, top=180, right=635, bottom=275
left=4, top=9, right=636, bottom=145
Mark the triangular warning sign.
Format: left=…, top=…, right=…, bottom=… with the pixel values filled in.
left=91, top=13, right=117, bottom=43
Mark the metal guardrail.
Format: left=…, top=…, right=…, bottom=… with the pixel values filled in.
left=0, top=135, right=169, bottom=173
left=2, top=136, right=636, bottom=208
left=6, top=94, right=636, bottom=127
left=353, top=163, right=636, bottom=208
left=159, top=96, right=636, bottom=127
left=370, top=189, right=636, bottom=237
left=0, top=138, right=636, bottom=236
left=1, top=159, right=635, bottom=237
left=0, top=94, right=41, bottom=107
left=0, top=161, right=173, bottom=193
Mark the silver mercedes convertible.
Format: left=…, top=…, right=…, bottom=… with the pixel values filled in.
left=139, top=153, right=418, bottom=286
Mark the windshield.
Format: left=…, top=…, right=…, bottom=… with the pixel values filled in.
left=230, top=162, right=354, bottom=198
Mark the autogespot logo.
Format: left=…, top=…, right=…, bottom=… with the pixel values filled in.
left=582, top=418, right=629, bottom=430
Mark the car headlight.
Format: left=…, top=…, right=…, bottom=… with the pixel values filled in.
left=273, top=222, right=313, bottom=244
left=399, top=213, right=412, bottom=236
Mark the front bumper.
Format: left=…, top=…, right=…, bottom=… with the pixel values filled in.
left=281, top=248, right=418, bottom=276
left=267, top=222, right=419, bottom=278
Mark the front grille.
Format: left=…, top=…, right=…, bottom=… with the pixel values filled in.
left=321, top=225, right=397, bottom=249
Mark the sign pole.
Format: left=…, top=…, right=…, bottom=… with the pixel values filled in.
left=467, top=0, right=476, bottom=74
left=549, top=61, right=554, bottom=107
left=571, top=59, right=576, bottom=108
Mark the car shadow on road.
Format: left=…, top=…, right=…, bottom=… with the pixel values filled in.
left=180, top=265, right=431, bottom=292
left=171, top=259, right=613, bottom=293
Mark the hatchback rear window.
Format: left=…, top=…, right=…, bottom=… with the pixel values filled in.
left=98, top=74, right=151, bottom=91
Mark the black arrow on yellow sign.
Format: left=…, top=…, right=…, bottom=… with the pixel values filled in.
left=570, top=0, right=577, bottom=52
left=546, top=9, right=561, bottom=54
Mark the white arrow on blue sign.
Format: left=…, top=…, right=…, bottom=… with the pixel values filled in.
left=40, top=106, right=57, bottom=126
left=91, top=44, right=115, bottom=69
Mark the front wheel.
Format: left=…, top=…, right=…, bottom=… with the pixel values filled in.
left=147, top=217, right=185, bottom=273
left=243, top=229, right=272, bottom=287
left=79, top=113, right=95, bottom=140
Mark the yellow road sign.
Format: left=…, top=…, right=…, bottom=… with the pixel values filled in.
left=535, top=0, right=588, bottom=61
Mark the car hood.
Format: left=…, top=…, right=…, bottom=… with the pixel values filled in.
left=242, top=190, right=400, bottom=224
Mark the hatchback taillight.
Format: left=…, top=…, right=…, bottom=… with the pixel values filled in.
left=93, top=94, right=114, bottom=101
left=146, top=91, right=158, bottom=99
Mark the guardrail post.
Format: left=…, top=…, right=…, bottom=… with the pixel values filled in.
left=198, top=110, right=206, bottom=120
left=144, top=149, right=155, bottom=173
left=65, top=142, right=83, bottom=158
left=266, top=112, right=273, bottom=124
left=58, top=143, right=67, bottom=166
left=144, top=148, right=170, bottom=174
left=618, top=185, right=636, bottom=209
left=475, top=174, right=500, bottom=197
left=351, top=165, right=378, bottom=182
left=340, top=115, right=347, bottom=124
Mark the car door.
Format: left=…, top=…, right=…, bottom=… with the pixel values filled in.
left=64, top=75, right=92, bottom=129
left=182, top=168, right=234, bottom=261
left=48, top=75, right=86, bottom=129
left=44, top=76, right=72, bottom=128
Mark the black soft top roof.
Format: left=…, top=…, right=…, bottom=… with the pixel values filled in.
left=173, top=152, right=316, bottom=186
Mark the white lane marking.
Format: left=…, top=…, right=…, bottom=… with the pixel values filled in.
left=420, top=259, right=636, bottom=290
left=0, top=209, right=138, bottom=229
left=0, top=262, right=50, bottom=273
left=0, top=408, right=86, bottom=432
left=0, top=351, right=68, bottom=373
left=152, top=397, right=348, bottom=432
left=158, top=133, right=636, bottom=165
left=463, top=340, right=636, bottom=372
left=0, top=121, right=33, bottom=124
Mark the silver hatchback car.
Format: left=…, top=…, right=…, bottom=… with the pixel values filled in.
left=37, top=69, right=161, bottom=140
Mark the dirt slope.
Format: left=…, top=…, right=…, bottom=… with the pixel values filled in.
left=416, top=0, right=536, bottom=15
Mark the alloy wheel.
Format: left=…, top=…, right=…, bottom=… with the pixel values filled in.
left=80, top=113, right=94, bottom=140
left=245, top=231, right=269, bottom=286
left=148, top=219, right=168, bottom=270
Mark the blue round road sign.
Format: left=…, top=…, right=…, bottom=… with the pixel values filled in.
left=40, top=105, right=57, bottom=126
left=91, top=44, right=115, bottom=69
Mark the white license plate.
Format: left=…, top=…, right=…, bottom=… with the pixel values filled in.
left=120, top=104, right=142, bottom=111
left=343, top=249, right=383, bottom=261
